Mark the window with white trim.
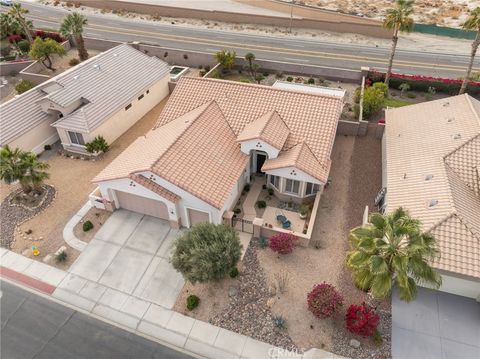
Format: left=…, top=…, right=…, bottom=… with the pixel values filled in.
left=68, top=131, right=85, bottom=146
left=284, top=179, right=300, bottom=195
left=269, top=175, right=280, bottom=189
left=305, top=182, right=320, bottom=196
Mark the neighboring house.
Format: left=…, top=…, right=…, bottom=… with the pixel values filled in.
left=92, top=77, right=345, bottom=228
left=383, top=94, right=480, bottom=300
left=0, top=44, right=170, bottom=154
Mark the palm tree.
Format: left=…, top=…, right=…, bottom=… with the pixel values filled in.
left=214, top=49, right=236, bottom=71
left=21, top=152, right=50, bottom=194
left=0, top=13, right=21, bottom=37
left=60, top=12, right=89, bottom=61
left=383, top=0, right=414, bottom=87
left=9, top=3, right=33, bottom=43
left=245, top=52, right=256, bottom=78
left=459, top=7, right=480, bottom=94
left=0, top=145, right=30, bottom=193
left=346, top=207, right=442, bottom=302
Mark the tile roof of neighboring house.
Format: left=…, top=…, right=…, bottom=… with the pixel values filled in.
left=385, top=94, right=480, bottom=279
left=128, top=174, right=180, bottom=203
left=94, top=101, right=249, bottom=209
left=155, top=77, right=344, bottom=172
left=0, top=44, right=170, bottom=145
left=261, top=141, right=330, bottom=182
left=237, top=110, right=290, bottom=150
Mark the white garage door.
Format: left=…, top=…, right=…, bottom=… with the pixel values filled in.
left=116, top=190, right=169, bottom=220
left=187, top=208, right=210, bottom=226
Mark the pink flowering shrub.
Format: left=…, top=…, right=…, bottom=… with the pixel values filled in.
left=307, top=282, right=343, bottom=319
left=269, top=233, right=297, bottom=255
left=345, top=302, right=380, bottom=337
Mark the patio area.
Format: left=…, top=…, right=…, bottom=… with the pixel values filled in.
left=262, top=206, right=305, bottom=233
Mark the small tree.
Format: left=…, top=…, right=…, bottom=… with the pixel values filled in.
left=362, top=85, right=386, bottom=119
left=21, top=152, right=50, bottom=194
left=269, top=233, right=297, bottom=255
left=29, top=37, right=66, bottom=70
left=345, top=303, right=380, bottom=337
left=372, top=82, right=389, bottom=98
left=214, top=49, right=236, bottom=71
left=15, top=80, right=35, bottom=94
left=171, top=223, right=242, bottom=284
left=245, top=52, right=256, bottom=78
left=398, top=82, right=410, bottom=97
left=307, top=282, right=343, bottom=319
left=8, top=4, right=34, bottom=43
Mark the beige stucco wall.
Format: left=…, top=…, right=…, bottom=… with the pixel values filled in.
left=8, top=117, right=59, bottom=154
left=88, top=76, right=169, bottom=145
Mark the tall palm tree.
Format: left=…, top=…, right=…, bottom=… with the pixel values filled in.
left=245, top=52, right=256, bottom=78
left=459, top=7, right=480, bottom=94
left=0, top=145, right=30, bottom=193
left=346, top=207, right=442, bottom=302
left=0, top=13, right=21, bottom=37
left=60, top=12, right=89, bottom=61
left=21, top=152, right=50, bottom=194
left=9, top=3, right=33, bottom=43
left=383, top=0, right=414, bottom=87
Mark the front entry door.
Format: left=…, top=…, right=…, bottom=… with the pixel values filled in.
left=256, top=153, right=267, bottom=173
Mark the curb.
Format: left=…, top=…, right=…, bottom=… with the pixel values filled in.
left=63, top=201, right=91, bottom=252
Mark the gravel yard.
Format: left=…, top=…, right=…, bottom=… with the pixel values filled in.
left=73, top=207, right=111, bottom=243
left=37, top=48, right=101, bottom=76
left=1, top=97, right=169, bottom=268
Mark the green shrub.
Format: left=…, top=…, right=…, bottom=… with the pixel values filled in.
left=69, top=58, right=80, bottom=66
left=55, top=250, right=67, bottom=263
left=256, top=200, right=266, bottom=209
left=362, top=86, right=385, bottom=119
left=307, top=77, right=315, bottom=84
left=186, top=295, right=200, bottom=311
left=83, top=220, right=94, bottom=232
left=85, top=136, right=109, bottom=154
left=17, top=40, right=30, bottom=54
left=259, top=236, right=269, bottom=249
left=267, top=188, right=274, bottom=196
left=244, top=184, right=250, bottom=192
left=286, top=76, right=293, bottom=82
left=353, top=88, right=361, bottom=104
left=274, top=316, right=286, bottom=329
left=44, top=144, right=52, bottom=151
left=199, top=69, right=206, bottom=77
left=204, top=65, right=211, bottom=72
left=0, top=46, right=10, bottom=57
left=262, top=71, right=269, bottom=77
left=229, top=267, right=239, bottom=278
left=406, top=92, right=417, bottom=98
left=233, top=207, right=241, bottom=214
left=353, top=103, right=360, bottom=118
left=372, top=82, right=389, bottom=97
left=171, top=223, right=242, bottom=283
left=15, top=80, right=35, bottom=94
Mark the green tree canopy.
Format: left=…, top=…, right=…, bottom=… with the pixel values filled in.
left=29, top=37, right=66, bottom=70
left=60, top=12, right=89, bottom=61
left=214, top=49, right=236, bottom=71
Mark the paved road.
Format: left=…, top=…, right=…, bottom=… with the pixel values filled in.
left=4, top=1, right=479, bottom=78
left=0, top=281, right=194, bottom=359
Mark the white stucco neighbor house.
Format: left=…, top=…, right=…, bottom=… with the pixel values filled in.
left=382, top=94, right=480, bottom=300
left=0, top=44, right=170, bottom=154
left=91, top=77, right=345, bottom=229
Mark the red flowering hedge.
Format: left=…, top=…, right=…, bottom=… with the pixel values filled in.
left=269, top=233, right=297, bottom=255
left=6, top=31, right=65, bottom=44
left=307, top=282, right=343, bottom=319
left=368, top=70, right=480, bottom=95
left=345, top=302, right=380, bottom=337
left=8, top=34, right=23, bottom=44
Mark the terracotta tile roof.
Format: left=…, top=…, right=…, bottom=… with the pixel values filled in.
left=237, top=110, right=290, bottom=150
left=261, top=141, right=330, bottom=182
left=385, top=94, right=480, bottom=279
left=155, top=77, right=344, bottom=171
left=94, top=101, right=248, bottom=209
left=128, top=174, right=180, bottom=203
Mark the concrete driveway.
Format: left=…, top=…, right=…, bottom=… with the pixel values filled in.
left=68, top=210, right=184, bottom=309
left=392, top=287, right=480, bottom=359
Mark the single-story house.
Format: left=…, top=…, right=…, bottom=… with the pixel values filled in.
left=382, top=94, right=480, bottom=300
left=0, top=44, right=170, bottom=154
left=92, top=77, right=345, bottom=228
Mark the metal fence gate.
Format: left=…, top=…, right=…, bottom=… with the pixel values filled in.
left=232, top=217, right=254, bottom=234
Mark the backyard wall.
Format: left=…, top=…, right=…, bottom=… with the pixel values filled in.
left=0, top=60, right=35, bottom=76
left=72, top=0, right=391, bottom=39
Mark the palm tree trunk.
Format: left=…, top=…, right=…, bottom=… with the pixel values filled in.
left=20, top=19, right=33, bottom=43
left=76, top=34, right=89, bottom=61
left=459, top=30, right=480, bottom=95
left=384, top=26, right=399, bottom=87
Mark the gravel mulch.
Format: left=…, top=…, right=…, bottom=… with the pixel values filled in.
left=0, top=185, right=56, bottom=249
left=209, top=241, right=298, bottom=351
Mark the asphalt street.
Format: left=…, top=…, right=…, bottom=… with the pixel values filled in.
left=0, top=281, right=194, bottom=359
left=4, top=1, right=479, bottom=78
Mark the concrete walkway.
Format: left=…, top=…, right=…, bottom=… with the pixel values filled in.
left=62, top=200, right=91, bottom=252
left=242, top=177, right=264, bottom=219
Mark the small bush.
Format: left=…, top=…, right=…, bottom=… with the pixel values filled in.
left=44, top=144, right=52, bottom=151
left=186, top=294, right=200, bottom=310
left=345, top=302, right=380, bottom=338
left=8, top=34, right=22, bottom=44
left=85, top=136, right=109, bottom=154
left=229, top=267, right=239, bottom=278
left=307, top=77, right=315, bottom=84
left=372, top=82, right=389, bottom=97
left=353, top=88, right=361, bottom=104
left=55, top=250, right=67, bottom=263
left=262, top=184, right=267, bottom=189
left=15, top=80, right=35, bottom=94
left=0, top=46, right=11, bottom=57
left=199, top=69, right=206, bottom=77
left=256, top=200, right=266, bottom=209
left=83, top=220, right=94, bottom=232
left=17, top=40, right=30, bottom=54
left=274, top=316, right=286, bottom=329
left=269, top=233, right=297, bottom=255
left=259, top=236, right=269, bottom=249
left=286, top=76, right=293, bottom=82
left=362, top=86, right=385, bottom=119
left=406, top=92, right=417, bottom=98
left=204, top=65, right=211, bottom=72
left=244, top=184, right=250, bottom=192
left=307, top=282, right=343, bottom=319
left=233, top=207, right=241, bottom=215
left=69, top=58, right=80, bottom=66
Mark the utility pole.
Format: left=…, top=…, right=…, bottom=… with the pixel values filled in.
left=289, top=1, right=293, bottom=33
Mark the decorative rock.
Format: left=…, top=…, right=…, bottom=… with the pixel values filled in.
left=22, top=248, right=30, bottom=256
left=43, top=254, right=53, bottom=263
left=266, top=297, right=276, bottom=308
left=349, top=339, right=361, bottom=349
left=38, top=236, right=44, bottom=240
left=54, top=246, right=67, bottom=256
left=228, top=285, right=239, bottom=297
left=268, top=284, right=277, bottom=296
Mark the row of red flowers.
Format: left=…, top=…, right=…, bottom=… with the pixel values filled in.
left=370, top=69, right=480, bottom=86
left=7, top=30, right=65, bottom=44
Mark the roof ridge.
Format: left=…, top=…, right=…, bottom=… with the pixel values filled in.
left=299, top=140, right=329, bottom=171
left=443, top=132, right=480, bottom=163
left=178, top=76, right=344, bottom=101
left=464, top=93, right=480, bottom=127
